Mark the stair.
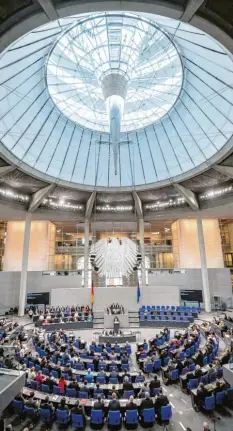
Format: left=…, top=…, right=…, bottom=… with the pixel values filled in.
left=128, top=310, right=140, bottom=328
left=93, top=311, right=104, bottom=329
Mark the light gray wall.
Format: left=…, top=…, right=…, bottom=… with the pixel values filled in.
left=0, top=268, right=231, bottom=309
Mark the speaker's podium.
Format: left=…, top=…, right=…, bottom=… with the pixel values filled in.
left=104, top=309, right=129, bottom=330
left=113, top=317, right=120, bottom=334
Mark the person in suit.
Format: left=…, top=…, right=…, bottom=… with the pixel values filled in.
left=194, top=365, right=203, bottom=379
left=149, top=375, right=161, bottom=396
left=124, top=396, right=138, bottom=430
left=139, top=392, right=154, bottom=427
left=40, top=395, right=55, bottom=415
left=196, top=383, right=209, bottom=410
left=154, top=388, right=169, bottom=421
left=125, top=395, right=138, bottom=411
left=93, top=394, right=105, bottom=411
left=108, top=392, right=121, bottom=411
left=58, top=397, right=69, bottom=412
left=123, top=376, right=134, bottom=392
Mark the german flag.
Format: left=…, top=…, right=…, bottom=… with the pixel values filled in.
left=91, top=280, right=94, bottom=306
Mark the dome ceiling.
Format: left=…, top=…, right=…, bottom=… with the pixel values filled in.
left=0, top=12, right=233, bottom=190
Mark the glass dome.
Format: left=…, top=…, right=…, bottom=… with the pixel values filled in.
left=0, top=12, right=232, bottom=189
left=46, top=13, right=183, bottom=133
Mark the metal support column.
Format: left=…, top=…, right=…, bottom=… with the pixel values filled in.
left=197, top=217, right=211, bottom=312
left=84, top=219, right=89, bottom=288
left=139, top=218, right=146, bottom=287
left=18, top=213, right=32, bottom=316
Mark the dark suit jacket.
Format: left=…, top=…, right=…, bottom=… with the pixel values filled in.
left=154, top=395, right=169, bottom=411
left=93, top=400, right=105, bottom=410
left=123, top=382, right=134, bottom=391
left=126, top=402, right=138, bottom=411
left=140, top=398, right=154, bottom=411
left=149, top=380, right=160, bottom=391
left=108, top=399, right=121, bottom=411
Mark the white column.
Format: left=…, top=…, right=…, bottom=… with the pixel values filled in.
left=18, top=213, right=32, bottom=316
left=139, top=218, right=146, bottom=287
left=84, top=219, right=89, bottom=287
left=197, top=217, right=211, bottom=313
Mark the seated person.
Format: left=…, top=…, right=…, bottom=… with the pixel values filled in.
left=139, top=392, right=154, bottom=425
left=24, top=392, right=40, bottom=411
left=58, top=397, right=69, bottom=416
left=93, top=394, right=105, bottom=412
left=40, top=395, right=55, bottom=415
left=149, top=375, right=161, bottom=395
left=125, top=395, right=138, bottom=412
left=154, top=388, right=169, bottom=420
left=221, top=348, right=231, bottom=365
left=123, top=376, right=134, bottom=392
left=195, top=350, right=204, bottom=367
left=85, top=368, right=94, bottom=382
left=71, top=400, right=85, bottom=423
left=196, top=383, right=209, bottom=409
left=58, top=376, right=67, bottom=394
left=108, top=392, right=121, bottom=411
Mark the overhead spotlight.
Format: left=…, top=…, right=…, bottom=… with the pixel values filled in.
left=94, top=266, right=99, bottom=272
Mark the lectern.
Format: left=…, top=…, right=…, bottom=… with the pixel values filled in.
left=114, top=316, right=120, bottom=334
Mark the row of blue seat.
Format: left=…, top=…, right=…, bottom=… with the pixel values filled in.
left=13, top=401, right=172, bottom=427
left=140, top=315, right=190, bottom=321
left=203, top=389, right=233, bottom=412
left=139, top=305, right=200, bottom=312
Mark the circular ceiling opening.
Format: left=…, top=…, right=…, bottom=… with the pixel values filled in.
left=46, top=13, right=183, bottom=133
left=0, top=12, right=233, bottom=189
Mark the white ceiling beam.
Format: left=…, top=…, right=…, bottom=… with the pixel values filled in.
left=85, top=192, right=96, bottom=219
left=36, top=0, right=58, bottom=20
left=0, top=166, right=15, bottom=177
left=213, top=165, right=233, bottom=178
left=181, top=0, right=205, bottom=22
left=174, top=183, right=199, bottom=211
left=28, top=184, right=55, bottom=213
left=132, top=191, right=143, bottom=218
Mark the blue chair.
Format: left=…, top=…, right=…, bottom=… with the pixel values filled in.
left=208, top=372, right=217, bottom=383
left=204, top=396, right=215, bottom=412
left=53, top=385, right=61, bottom=395
left=108, top=410, right=121, bottom=428
left=189, top=363, right=195, bottom=372
left=51, top=370, right=59, bottom=378
left=144, top=363, right=153, bottom=374
left=40, top=350, right=46, bottom=357
left=66, top=388, right=77, bottom=397
left=227, top=388, right=233, bottom=403
left=74, top=364, right=84, bottom=370
left=186, top=348, right=191, bottom=357
left=122, top=364, right=129, bottom=371
left=182, top=367, right=188, bottom=375
left=24, top=406, right=37, bottom=420
left=28, top=361, right=34, bottom=368
left=215, top=391, right=225, bottom=406
left=35, top=364, right=41, bottom=373
left=125, top=410, right=138, bottom=429
left=179, top=352, right=185, bottom=361
left=141, top=408, right=155, bottom=427
left=170, top=369, right=179, bottom=382
left=161, top=405, right=172, bottom=421
left=135, top=376, right=144, bottom=383
left=12, top=399, right=24, bottom=415
left=200, top=375, right=209, bottom=385
left=90, top=410, right=104, bottom=428
left=97, top=376, right=106, bottom=384
left=30, top=380, right=38, bottom=390
left=123, top=391, right=134, bottom=399
left=153, top=359, right=161, bottom=370
left=71, top=413, right=85, bottom=429
left=41, top=384, right=50, bottom=393
left=203, top=357, right=208, bottom=367
left=40, top=409, right=53, bottom=424
left=163, top=357, right=170, bottom=366
left=187, top=379, right=199, bottom=391
left=88, top=363, right=95, bottom=371
left=85, top=374, right=94, bottom=383
left=56, top=409, right=70, bottom=425
left=78, top=391, right=89, bottom=399
left=153, top=388, right=160, bottom=396
left=109, top=377, right=118, bottom=384
left=42, top=367, right=49, bottom=376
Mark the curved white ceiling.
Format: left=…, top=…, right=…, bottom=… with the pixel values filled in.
left=0, top=12, right=233, bottom=189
